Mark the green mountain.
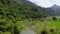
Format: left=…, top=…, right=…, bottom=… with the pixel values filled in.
left=0, top=0, right=48, bottom=20
left=0, top=0, right=49, bottom=34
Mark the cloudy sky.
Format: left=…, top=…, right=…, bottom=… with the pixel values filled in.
left=29, top=0, right=60, bottom=8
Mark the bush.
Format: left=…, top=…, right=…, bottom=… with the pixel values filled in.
left=41, top=30, right=47, bottom=34
left=52, top=17, right=57, bottom=20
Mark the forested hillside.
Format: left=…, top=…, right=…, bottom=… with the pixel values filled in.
left=0, top=0, right=49, bottom=34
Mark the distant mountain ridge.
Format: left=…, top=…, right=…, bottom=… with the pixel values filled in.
left=51, top=4, right=60, bottom=16
left=46, top=4, right=60, bottom=16
left=16, top=0, right=60, bottom=16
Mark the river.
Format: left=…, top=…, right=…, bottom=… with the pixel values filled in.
left=21, top=27, right=36, bottom=34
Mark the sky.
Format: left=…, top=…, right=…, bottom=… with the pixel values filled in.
left=28, top=0, right=60, bottom=8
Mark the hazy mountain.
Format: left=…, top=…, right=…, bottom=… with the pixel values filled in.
left=46, top=4, right=60, bottom=16
left=46, top=8, right=55, bottom=16
left=51, top=4, right=60, bottom=16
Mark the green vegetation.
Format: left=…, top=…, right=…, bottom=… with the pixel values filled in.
left=0, top=0, right=48, bottom=34
left=0, top=0, right=60, bottom=34
left=34, top=17, right=60, bottom=34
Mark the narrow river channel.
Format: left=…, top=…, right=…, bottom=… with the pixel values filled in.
left=21, top=27, right=36, bottom=34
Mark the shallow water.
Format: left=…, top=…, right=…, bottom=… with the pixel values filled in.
left=21, top=28, right=36, bottom=34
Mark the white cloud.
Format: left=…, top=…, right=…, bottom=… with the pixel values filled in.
left=29, top=0, right=60, bottom=8
left=53, top=0, right=60, bottom=6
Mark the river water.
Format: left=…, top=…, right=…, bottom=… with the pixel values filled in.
left=21, top=28, right=36, bottom=34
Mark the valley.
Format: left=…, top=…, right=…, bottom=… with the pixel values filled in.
left=0, top=0, right=60, bottom=34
